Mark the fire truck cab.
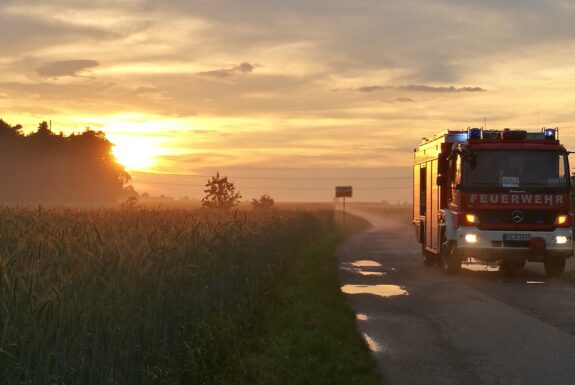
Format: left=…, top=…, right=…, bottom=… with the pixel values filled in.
left=413, top=127, right=573, bottom=276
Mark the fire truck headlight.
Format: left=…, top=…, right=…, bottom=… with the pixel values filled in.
left=465, top=214, right=479, bottom=224
left=465, top=234, right=478, bottom=243
left=555, top=236, right=570, bottom=244
left=555, top=215, right=569, bottom=226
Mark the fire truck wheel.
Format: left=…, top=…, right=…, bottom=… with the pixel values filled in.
left=441, top=242, right=461, bottom=275
left=421, top=242, right=437, bottom=266
left=499, top=258, right=525, bottom=275
left=423, top=253, right=436, bottom=267
left=499, top=260, right=513, bottom=275
left=544, top=256, right=566, bottom=277
left=514, top=258, right=526, bottom=269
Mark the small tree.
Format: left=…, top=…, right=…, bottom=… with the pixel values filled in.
left=201, top=172, right=242, bottom=209
left=251, top=193, right=274, bottom=210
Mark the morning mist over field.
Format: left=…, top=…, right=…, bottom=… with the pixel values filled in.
left=2, top=0, right=575, bottom=201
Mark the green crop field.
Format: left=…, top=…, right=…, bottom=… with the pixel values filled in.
left=0, top=206, right=337, bottom=385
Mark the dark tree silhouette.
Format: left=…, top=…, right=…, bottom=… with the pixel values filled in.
left=201, top=172, right=241, bottom=209
left=0, top=119, right=22, bottom=140
left=0, top=119, right=131, bottom=203
left=251, top=193, right=274, bottom=210
left=36, top=121, right=51, bottom=136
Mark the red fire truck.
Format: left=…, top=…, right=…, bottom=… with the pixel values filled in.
left=413, top=127, right=573, bottom=276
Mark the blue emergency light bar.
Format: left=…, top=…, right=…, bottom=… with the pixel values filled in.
left=544, top=128, right=556, bottom=139
left=438, top=127, right=558, bottom=146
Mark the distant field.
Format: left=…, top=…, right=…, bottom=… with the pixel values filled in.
left=0, top=205, right=336, bottom=384
left=347, top=202, right=413, bottom=224
left=275, top=202, right=336, bottom=210
left=132, top=199, right=337, bottom=211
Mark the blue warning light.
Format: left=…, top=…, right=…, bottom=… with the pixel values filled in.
left=469, top=128, right=482, bottom=140
left=544, top=128, right=556, bottom=140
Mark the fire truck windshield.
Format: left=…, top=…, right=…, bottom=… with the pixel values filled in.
left=462, top=150, right=569, bottom=190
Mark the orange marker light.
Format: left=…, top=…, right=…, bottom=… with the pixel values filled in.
left=556, top=215, right=568, bottom=225
left=465, top=214, right=479, bottom=224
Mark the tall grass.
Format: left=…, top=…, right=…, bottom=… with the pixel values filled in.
left=0, top=206, right=335, bottom=384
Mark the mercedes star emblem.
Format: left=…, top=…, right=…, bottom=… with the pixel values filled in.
left=511, top=210, right=524, bottom=223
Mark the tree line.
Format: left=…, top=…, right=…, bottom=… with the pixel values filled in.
left=0, top=119, right=131, bottom=203
left=0, top=118, right=275, bottom=207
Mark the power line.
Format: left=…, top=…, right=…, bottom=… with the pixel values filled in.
left=130, top=171, right=410, bottom=181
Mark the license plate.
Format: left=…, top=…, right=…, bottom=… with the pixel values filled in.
left=503, top=234, right=531, bottom=242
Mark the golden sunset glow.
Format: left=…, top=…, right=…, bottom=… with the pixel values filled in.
left=3, top=0, right=575, bottom=201
left=111, top=136, right=158, bottom=171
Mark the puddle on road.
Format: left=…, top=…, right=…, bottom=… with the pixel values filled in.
left=341, top=266, right=386, bottom=276
left=461, top=264, right=549, bottom=284
left=359, top=271, right=386, bottom=276
left=356, top=313, right=368, bottom=321
left=351, top=260, right=382, bottom=268
left=362, top=332, right=383, bottom=353
left=341, top=284, right=408, bottom=298
left=462, top=263, right=500, bottom=272
left=341, top=259, right=386, bottom=276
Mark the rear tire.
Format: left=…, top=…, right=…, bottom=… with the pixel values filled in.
left=422, top=238, right=437, bottom=267
left=544, top=256, right=566, bottom=277
left=441, top=242, right=461, bottom=275
left=423, top=252, right=437, bottom=267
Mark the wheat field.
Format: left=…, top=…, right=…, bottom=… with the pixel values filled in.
left=0, top=206, right=335, bottom=385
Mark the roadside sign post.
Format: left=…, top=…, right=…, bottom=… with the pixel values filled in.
left=335, top=186, right=353, bottom=226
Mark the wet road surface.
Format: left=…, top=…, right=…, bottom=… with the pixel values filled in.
left=338, top=210, right=575, bottom=385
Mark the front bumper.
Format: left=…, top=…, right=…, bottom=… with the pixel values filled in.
left=455, top=226, right=573, bottom=259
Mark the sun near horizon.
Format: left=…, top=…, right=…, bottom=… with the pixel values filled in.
left=110, top=134, right=160, bottom=171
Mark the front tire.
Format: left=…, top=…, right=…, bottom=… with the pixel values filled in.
left=441, top=241, right=462, bottom=275
left=499, top=258, right=525, bottom=275
left=544, top=256, right=566, bottom=277
left=514, top=258, right=526, bottom=269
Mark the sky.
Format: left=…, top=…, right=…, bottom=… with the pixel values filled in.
left=2, top=0, right=575, bottom=202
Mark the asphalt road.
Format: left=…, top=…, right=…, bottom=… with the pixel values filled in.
left=338, top=209, right=575, bottom=385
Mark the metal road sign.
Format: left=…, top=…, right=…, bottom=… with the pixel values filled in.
left=335, top=186, right=353, bottom=198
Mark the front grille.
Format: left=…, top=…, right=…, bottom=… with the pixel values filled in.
left=477, top=210, right=556, bottom=226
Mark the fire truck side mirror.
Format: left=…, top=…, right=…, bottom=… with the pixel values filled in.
left=436, top=175, right=445, bottom=186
